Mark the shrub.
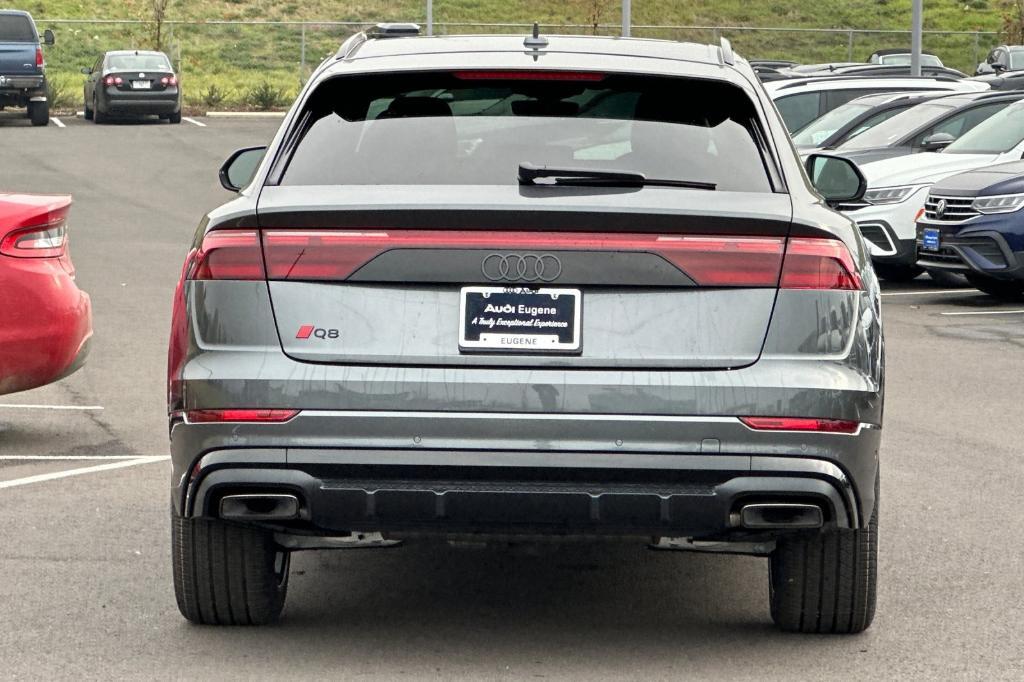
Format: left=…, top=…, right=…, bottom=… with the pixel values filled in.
left=202, top=83, right=227, bottom=108
left=244, top=81, right=285, bottom=110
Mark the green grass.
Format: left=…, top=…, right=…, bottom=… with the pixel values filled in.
left=20, top=0, right=1010, bottom=111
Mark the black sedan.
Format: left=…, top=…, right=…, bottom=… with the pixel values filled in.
left=82, top=50, right=180, bottom=123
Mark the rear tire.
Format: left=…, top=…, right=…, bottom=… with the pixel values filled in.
left=965, top=273, right=1024, bottom=301
left=28, top=100, right=49, bottom=126
left=768, top=483, right=878, bottom=634
left=83, top=101, right=93, bottom=120
left=93, top=96, right=106, bottom=124
left=873, top=263, right=922, bottom=283
left=168, top=110, right=182, bottom=124
left=172, top=511, right=290, bottom=625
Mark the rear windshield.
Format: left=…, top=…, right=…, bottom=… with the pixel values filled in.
left=106, top=54, right=171, bottom=71
left=0, top=15, right=36, bottom=42
left=280, top=72, right=773, bottom=192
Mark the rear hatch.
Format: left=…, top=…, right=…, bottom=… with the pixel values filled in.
left=254, top=70, right=793, bottom=370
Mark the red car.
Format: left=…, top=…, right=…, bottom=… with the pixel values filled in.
left=0, top=194, right=92, bottom=395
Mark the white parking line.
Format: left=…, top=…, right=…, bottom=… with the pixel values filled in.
left=50, top=117, right=65, bottom=128
left=0, top=456, right=168, bottom=489
left=939, top=309, right=1024, bottom=316
left=182, top=117, right=206, bottom=127
left=881, top=289, right=978, bottom=297
left=0, top=404, right=103, bottom=411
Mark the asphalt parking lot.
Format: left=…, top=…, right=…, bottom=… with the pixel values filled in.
left=1, top=112, right=1022, bottom=679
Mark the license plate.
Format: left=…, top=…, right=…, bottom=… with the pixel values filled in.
left=131, top=80, right=151, bottom=90
left=459, top=287, right=581, bottom=353
left=922, top=228, right=941, bottom=252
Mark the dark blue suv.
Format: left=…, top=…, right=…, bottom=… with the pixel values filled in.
left=916, top=160, right=1024, bottom=299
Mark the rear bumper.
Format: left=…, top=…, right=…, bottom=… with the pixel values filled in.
left=100, top=89, right=179, bottom=114
left=916, top=223, right=1024, bottom=280
left=0, top=74, right=45, bottom=91
left=171, top=411, right=881, bottom=539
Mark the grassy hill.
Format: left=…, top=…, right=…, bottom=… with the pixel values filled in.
left=21, top=0, right=1007, bottom=111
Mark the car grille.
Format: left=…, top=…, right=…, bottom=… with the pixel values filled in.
left=924, top=195, right=979, bottom=222
left=857, top=222, right=896, bottom=254
left=918, top=237, right=1007, bottom=269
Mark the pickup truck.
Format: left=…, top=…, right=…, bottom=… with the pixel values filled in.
left=0, top=10, right=54, bottom=126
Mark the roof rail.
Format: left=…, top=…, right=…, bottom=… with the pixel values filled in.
left=719, top=37, right=734, bottom=66
left=773, top=74, right=961, bottom=90
left=367, top=23, right=421, bottom=38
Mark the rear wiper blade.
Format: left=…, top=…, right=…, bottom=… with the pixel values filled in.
left=518, top=162, right=716, bottom=190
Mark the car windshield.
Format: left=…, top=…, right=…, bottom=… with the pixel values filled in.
left=944, top=101, right=1024, bottom=154
left=106, top=54, right=171, bottom=71
left=281, top=72, right=772, bottom=192
left=879, top=54, right=942, bottom=67
left=0, top=15, right=35, bottom=42
left=791, top=102, right=871, bottom=147
left=836, top=102, right=955, bottom=150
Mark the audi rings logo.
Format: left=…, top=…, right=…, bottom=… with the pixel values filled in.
left=481, top=253, right=563, bottom=282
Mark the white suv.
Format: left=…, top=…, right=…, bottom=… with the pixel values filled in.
left=766, top=76, right=989, bottom=133
left=843, top=99, right=1024, bottom=280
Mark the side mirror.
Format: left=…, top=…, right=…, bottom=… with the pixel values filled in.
left=80, top=67, right=92, bottom=75
left=993, top=62, right=1007, bottom=73
left=920, top=132, right=956, bottom=152
left=42, top=29, right=54, bottom=45
left=805, top=154, right=867, bottom=206
left=219, top=146, right=267, bottom=192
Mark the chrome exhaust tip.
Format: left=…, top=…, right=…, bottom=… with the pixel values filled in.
left=219, top=493, right=300, bottom=521
left=738, top=503, right=823, bottom=529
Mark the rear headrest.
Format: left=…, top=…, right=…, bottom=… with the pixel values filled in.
left=378, top=96, right=453, bottom=119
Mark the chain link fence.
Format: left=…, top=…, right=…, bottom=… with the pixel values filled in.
left=36, top=19, right=1002, bottom=111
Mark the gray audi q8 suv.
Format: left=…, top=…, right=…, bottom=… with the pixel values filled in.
left=169, top=26, right=883, bottom=633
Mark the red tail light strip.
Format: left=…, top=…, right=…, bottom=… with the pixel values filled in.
left=189, top=230, right=265, bottom=281
left=185, top=409, right=300, bottom=423
left=260, top=230, right=787, bottom=287
left=186, top=229, right=862, bottom=292
left=780, top=238, right=862, bottom=291
left=740, top=417, right=861, bottom=434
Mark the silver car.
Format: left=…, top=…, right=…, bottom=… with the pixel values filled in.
left=168, top=26, right=884, bottom=633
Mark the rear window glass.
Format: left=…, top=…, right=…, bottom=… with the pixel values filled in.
left=106, top=54, right=171, bottom=71
left=280, top=72, right=773, bottom=192
left=0, top=15, right=35, bottom=42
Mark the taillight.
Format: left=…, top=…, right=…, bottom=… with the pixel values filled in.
left=188, top=230, right=265, bottom=281
left=103, top=76, right=123, bottom=86
left=185, top=409, right=299, bottom=423
left=0, top=218, right=67, bottom=258
left=740, top=417, right=861, bottom=434
left=35, top=47, right=44, bottom=68
left=160, top=75, right=178, bottom=86
left=261, top=230, right=786, bottom=286
left=779, top=238, right=862, bottom=290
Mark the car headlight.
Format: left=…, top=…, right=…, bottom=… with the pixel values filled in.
left=863, top=185, right=924, bottom=205
left=972, top=194, right=1024, bottom=214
